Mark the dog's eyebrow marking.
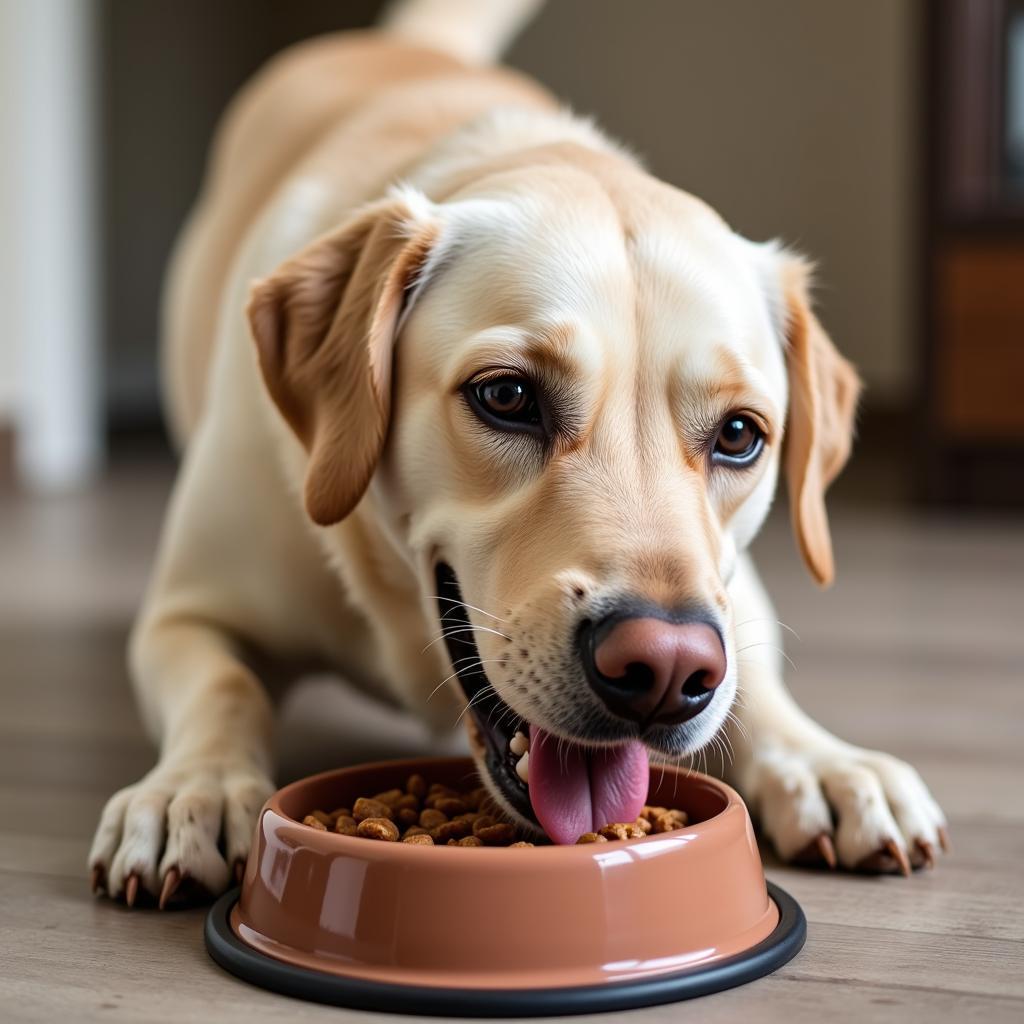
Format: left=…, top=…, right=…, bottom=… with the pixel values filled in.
left=521, top=321, right=579, bottom=378
left=678, top=346, right=778, bottom=424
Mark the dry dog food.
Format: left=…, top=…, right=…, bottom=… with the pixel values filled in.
left=302, top=773, right=689, bottom=846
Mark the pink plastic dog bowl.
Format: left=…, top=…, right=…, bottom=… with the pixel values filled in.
left=206, top=756, right=804, bottom=1015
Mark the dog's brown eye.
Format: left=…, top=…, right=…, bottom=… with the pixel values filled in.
left=480, top=378, right=530, bottom=417
left=467, top=374, right=543, bottom=432
left=713, top=414, right=764, bottom=466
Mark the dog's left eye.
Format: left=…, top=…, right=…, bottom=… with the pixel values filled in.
left=713, top=413, right=764, bottom=466
left=466, top=374, right=543, bottom=432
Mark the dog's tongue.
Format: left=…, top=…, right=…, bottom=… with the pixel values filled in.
left=528, top=725, right=649, bottom=844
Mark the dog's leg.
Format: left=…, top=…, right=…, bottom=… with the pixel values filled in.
left=85, top=374, right=321, bottom=906
left=723, top=554, right=948, bottom=873
left=88, top=612, right=275, bottom=906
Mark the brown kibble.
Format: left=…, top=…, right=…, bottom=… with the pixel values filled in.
left=432, top=819, right=472, bottom=842
left=353, top=797, right=393, bottom=822
left=433, top=796, right=468, bottom=817
left=419, top=808, right=448, bottom=830
left=402, top=833, right=434, bottom=845
left=307, top=775, right=686, bottom=851
left=652, top=809, right=688, bottom=833
left=465, top=787, right=488, bottom=811
left=599, top=823, right=644, bottom=841
left=334, top=814, right=358, bottom=836
left=425, top=784, right=459, bottom=806
left=356, top=817, right=399, bottom=842
left=476, top=822, right=517, bottom=846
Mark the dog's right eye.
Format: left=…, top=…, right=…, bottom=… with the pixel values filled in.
left=465, top=374, right=544, bottom=435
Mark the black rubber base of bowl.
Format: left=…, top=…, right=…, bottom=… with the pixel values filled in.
left=205, top=882, right=805, bottom=1017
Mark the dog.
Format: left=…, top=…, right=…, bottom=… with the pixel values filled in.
left=89, top=0, right=947, bottom=906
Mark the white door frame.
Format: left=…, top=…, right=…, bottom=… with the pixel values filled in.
left=1, top=0, right=103, bottom=491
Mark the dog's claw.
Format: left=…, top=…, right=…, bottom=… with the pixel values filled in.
left=124, top=873, right=140, bottom=908
left=159, top=867, right=181, bottom=911
left=233, top=859, right=246, bottom=886
left=937, top=825, right=951, bottom=853
left=857, top=838, right=911, bottom=876
left=815, top=833, right=837, bottom=869
left=887, top=838, right=912, bottom=877
left=793, top=832, right=837, bottom=870
left=90, top=864, right=105, bottom=894
left=912, top=838, right=935, bottom=870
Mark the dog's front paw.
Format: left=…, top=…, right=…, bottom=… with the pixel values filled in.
left=88, top=756, right=274, bottom=908
left=743, top=744, right=948, bottom=875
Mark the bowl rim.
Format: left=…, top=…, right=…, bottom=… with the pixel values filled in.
left=267, top=754, right=743, bottom=856
left=208, top=881, right=806, bottom=1013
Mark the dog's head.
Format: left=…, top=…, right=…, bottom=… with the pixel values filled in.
left=249, top=148, right=859, bottom=841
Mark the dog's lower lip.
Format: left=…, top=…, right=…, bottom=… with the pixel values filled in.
left=434, top=563, right=535, bottom=823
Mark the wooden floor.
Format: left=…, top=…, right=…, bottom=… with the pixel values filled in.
left=2, top=456, right=1023, bottom=1023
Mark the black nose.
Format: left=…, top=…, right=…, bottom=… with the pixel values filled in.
left=579, top=609, right=727, bottom=726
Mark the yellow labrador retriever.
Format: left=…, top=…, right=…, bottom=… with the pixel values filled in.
left=90, top=0, right=946, bottom=906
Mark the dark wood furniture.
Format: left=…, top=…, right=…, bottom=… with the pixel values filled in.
left=924, top=0, right=1024, bottom=504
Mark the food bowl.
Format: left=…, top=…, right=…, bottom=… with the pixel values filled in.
left=205, top=756, right=804, bottom=1016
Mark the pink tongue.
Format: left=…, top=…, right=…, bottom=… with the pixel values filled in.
left=528, top=725, right=649, bottom=845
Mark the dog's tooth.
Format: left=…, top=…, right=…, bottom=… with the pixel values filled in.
left=510, top=730, right=529, bottom=756
left=515, top=750, right=530, bottom=783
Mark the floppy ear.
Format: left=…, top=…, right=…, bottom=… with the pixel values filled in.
left=780, top=256, right=861, bottom=587
left=247, top=196, right=441, bottom=526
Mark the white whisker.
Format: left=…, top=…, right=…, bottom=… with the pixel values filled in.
left=422, top=624, right=512, bottom=652
left=734, top=616, right=801, bottom=642
left=427, top=595, right=508, bottom=623
left=425, top=659, right=507, bottom=702
left=737, top=641, right=797, bottom=672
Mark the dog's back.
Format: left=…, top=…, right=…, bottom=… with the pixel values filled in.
left=161, top=0, right=548, bottom=448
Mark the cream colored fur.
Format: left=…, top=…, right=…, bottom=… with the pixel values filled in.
left=90, top=0, right=945, bottom=902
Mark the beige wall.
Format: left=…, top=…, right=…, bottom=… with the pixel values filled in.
left=508, top=0, right=918, bottom=405
left=0, top=0, right=20, bottom=423
left=99, top=1, right=918, bottom=420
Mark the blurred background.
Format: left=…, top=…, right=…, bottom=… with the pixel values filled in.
left=1, top=5, right=1022, bottom=1009
left=3, top=0, right=1024, bottom=499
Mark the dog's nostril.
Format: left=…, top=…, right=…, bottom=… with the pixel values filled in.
left=681, top=670, right=709, bottom=698
left=620, top=662, right=654, bottom=691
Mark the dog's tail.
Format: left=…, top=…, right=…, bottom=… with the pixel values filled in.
left=380, top=0, right=544, bottom=65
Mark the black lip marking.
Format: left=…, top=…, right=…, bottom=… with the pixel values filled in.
left=434, top=563, right=537, bottom=825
